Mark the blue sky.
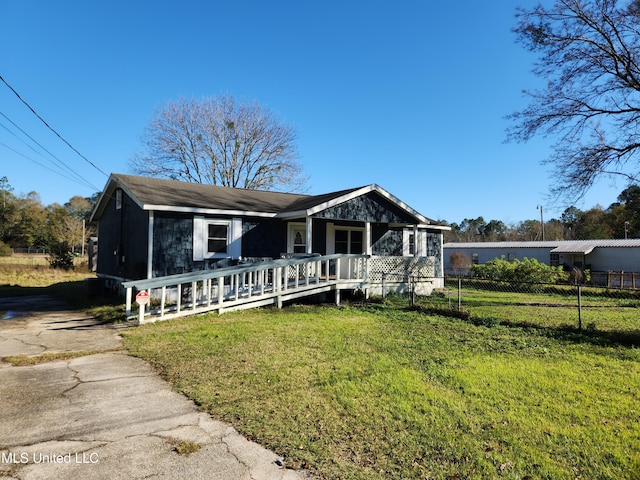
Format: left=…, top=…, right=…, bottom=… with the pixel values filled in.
left=0, top=1, right=625, bottom=225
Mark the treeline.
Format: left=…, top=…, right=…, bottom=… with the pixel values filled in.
left=443, top=185, right=640, bottom=243
left=0, top=176, right=98, bottom=259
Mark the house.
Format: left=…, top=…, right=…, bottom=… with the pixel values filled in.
left=444, top=240, right=640, bottom=285
left=90, top=174, right=449, bottom=295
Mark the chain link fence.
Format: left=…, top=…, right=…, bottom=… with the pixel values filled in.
left=410, top=277, right=640, bottom=345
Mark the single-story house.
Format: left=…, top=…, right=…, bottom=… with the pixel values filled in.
left=444, top=240, right=640, bottom=275
left=90, top=174, right=449, bottom=293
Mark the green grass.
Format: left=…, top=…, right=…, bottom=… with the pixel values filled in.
left=121, top=303, right=640, bottom=480
left=420, top=282, right=640, bottom=343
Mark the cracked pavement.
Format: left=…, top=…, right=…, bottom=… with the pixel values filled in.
left=0, top=296, right=311, bottom=480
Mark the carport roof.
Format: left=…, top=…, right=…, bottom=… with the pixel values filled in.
left=444, top=239, right=640, bottom=253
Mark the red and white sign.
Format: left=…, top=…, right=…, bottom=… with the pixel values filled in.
left=135, top=291, right=150, bottom=306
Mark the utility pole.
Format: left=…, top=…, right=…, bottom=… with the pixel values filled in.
left=537, top=205, right=545, bottom=241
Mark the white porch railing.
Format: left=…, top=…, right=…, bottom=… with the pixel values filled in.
left=123, top=254, right=369, bottom=324
left=122, top=254, right=441, bottom=324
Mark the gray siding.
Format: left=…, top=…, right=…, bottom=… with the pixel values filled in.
left=96, top=189, right=148, bottom=280
left=314, top=192, right=415, bottom=223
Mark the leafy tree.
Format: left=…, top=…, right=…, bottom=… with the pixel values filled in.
left=131, top=95, right=307, bottom=192
left=544, top=218, right=566, bottom=240
left=509, top=0, right=640, bottom=202
left=511, top=219, right=543, bottom=241
left=560, top=206, right=581, bottom=239
left=0, top=176, right=17, bottom=243
left=46, top=204, right=84, bottom=253
left=458, top=217, right=487, bottom=241
left=575, top=205, right=613, bottom=238
left=615, top=184, right=640, bottom=237
left=482, top=219, right=509, bottom=241
left=11, top=192, right=47, bottom=248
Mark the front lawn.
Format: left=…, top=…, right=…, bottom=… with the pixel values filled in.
left=121, top=303, right=640, bottom=479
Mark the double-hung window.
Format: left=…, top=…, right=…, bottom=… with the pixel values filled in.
left=206, top=222, right=229, bottom=255
left=193, top=217, right=241, bottom=261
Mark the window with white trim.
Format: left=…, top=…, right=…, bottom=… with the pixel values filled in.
left=193, top=217, right=241, bottom=261
left=206, top=222, right=229, bottom=255
left=403, top=228, right=422, bottom=256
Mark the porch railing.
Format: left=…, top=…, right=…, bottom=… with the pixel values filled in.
left=123, top=254, right=369, bottom=324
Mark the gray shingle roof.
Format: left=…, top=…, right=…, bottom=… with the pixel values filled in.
left=110, top=173, right=361, bottom=213
left=94, top=174, right=436, bottom=222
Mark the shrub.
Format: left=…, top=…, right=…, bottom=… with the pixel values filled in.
left=471, top=256, right=567, bottom=285
left=48, top=242, right=75, bottom=270
left=0, top=240, right=11, bottom=256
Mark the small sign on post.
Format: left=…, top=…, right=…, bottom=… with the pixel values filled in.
left=135, top=290, right=150, bottom=324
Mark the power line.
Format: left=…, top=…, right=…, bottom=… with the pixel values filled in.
left=0, top=141, right=99, bottom=190
left=0, top=74, right=109, bottom=177
left=0, top=112, right=97, bottom=190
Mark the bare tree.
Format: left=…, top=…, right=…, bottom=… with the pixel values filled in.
left=131, top=95, right=307, bottom=192
left=508, top=0, right=640, bottom=201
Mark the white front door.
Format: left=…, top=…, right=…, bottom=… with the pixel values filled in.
left=287, top=223, right=307, bottom=254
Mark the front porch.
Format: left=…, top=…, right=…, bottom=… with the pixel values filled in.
left=123, top=254, right=442, bottom=323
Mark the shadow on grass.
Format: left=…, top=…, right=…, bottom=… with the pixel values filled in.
left=0, top=281, right=125, bottom=324
left=408, top=304, right=640, bottom=348
left=470, top=316, right=640, bottom=349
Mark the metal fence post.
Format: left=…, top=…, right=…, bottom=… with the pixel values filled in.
left=458, top=277, right=462, bottom=311
left=577, top=284, right=583, bottom=331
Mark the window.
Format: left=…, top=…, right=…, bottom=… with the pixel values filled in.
left=193, top=217, right=241, bottom=261
left=335, top=230, right=348, bottom=254
left=115, top=189, right=122, bottom=210
left=335, top=229, right=363, bottom=254
left=292, top=229, right=306, bottom=253
left=472, top=253, right=479, bottom=264
left=550, top=253, right=560, bottom=267
left=402, top=228, right=422, bottom=256
left=207, top=223, right=228, bottom=254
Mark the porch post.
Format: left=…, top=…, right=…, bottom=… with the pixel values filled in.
left=306, top=216, right=313, bottom=254
left=365, top=221, right=372, bottom=255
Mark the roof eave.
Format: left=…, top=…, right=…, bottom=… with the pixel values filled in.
left=143, top=204, right=277, bottom=217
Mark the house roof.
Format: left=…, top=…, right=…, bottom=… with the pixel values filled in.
left=91, top=173, right=443, bottom=227
left=444, top=240, right=640, bottom=254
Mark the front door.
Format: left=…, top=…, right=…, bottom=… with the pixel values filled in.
left=287, top=223, right=307, bottom=254
left=332, top=227, right=364, bottom=278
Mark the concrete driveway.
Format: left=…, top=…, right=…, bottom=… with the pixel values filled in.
left=0, top=295, right=311, bottom=480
